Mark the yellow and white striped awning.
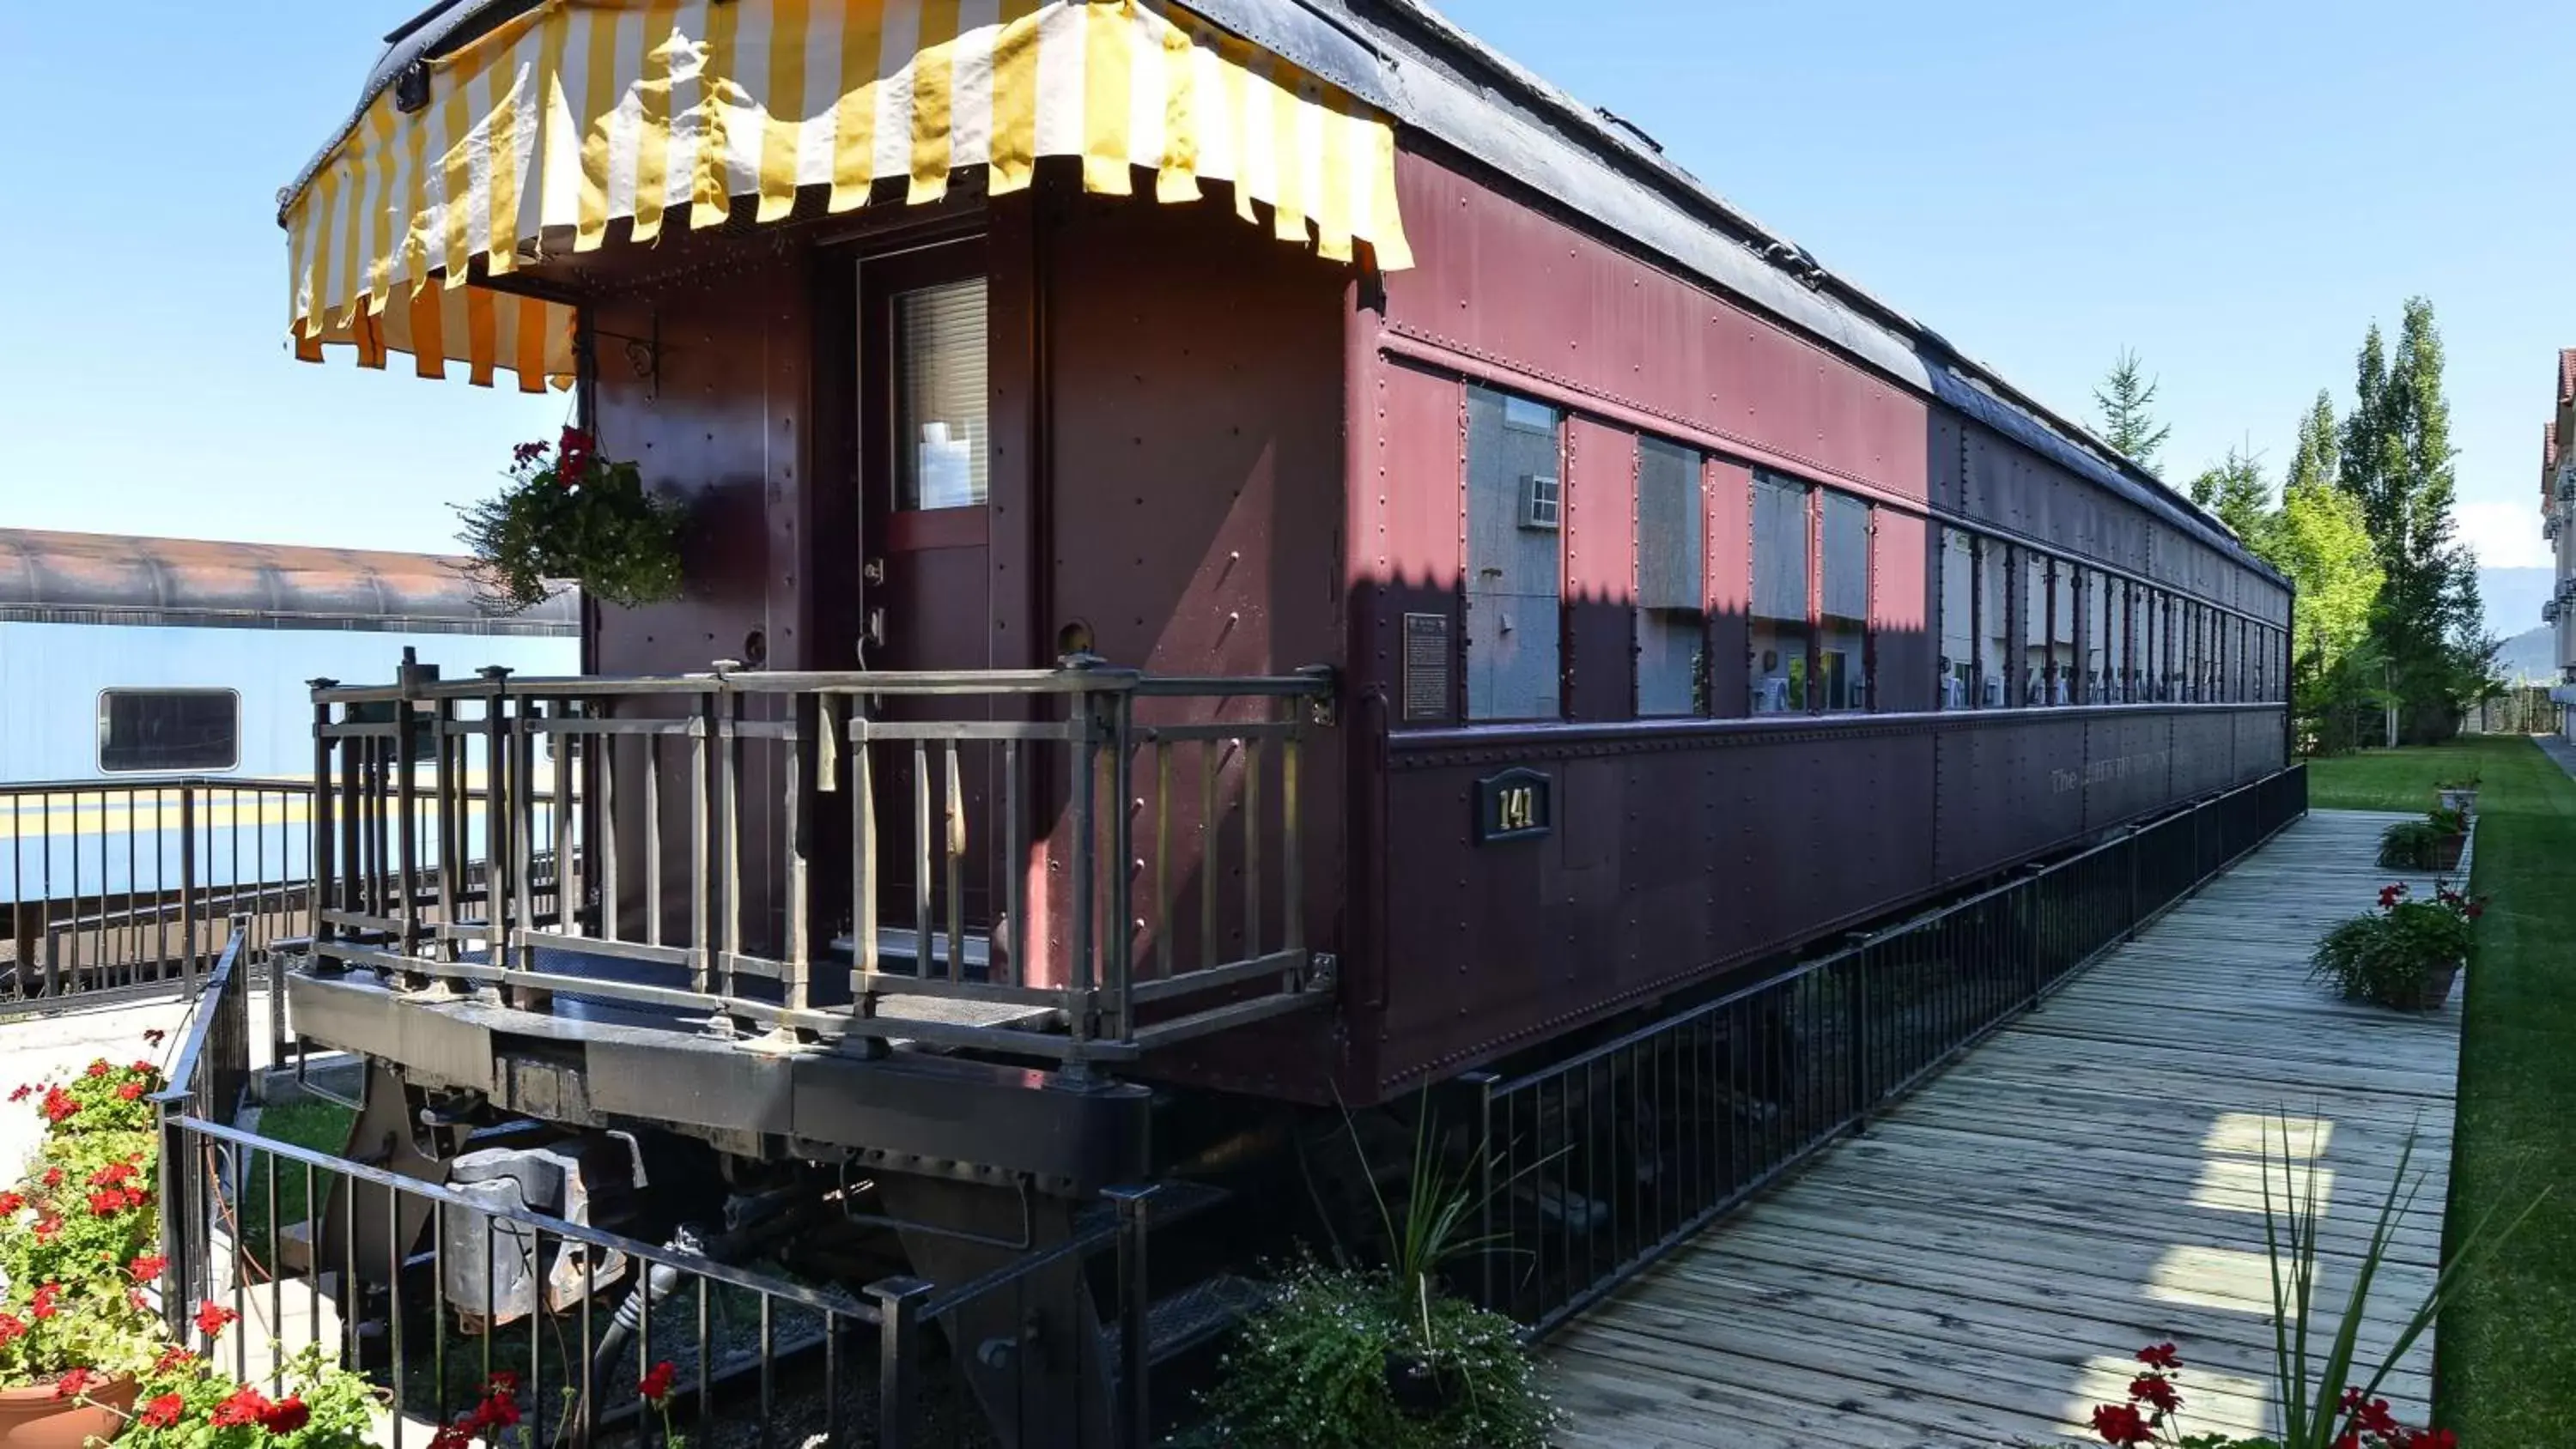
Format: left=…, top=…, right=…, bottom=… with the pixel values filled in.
left=283, top=0, right=1414, bottom=389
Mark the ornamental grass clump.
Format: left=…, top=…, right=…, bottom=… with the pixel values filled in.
left=458, top=427, right=684, bottom=613
left=2309, top=882, right=2480, bottom=1009
left=2051, top=1116, right=2537, bottom=1449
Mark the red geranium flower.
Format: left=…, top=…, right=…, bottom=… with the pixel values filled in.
left=31, top=1282, right=60, bottom=1319
left=0, top=1192, right=22, bottom=1216
left=140, top=1393, right=185, bottom=1428
left=485, top=1370, right=521, bottom=1397
left=116, top=1082, right=145, bottom=1101
left=41, top=1167, right=62, bottom=1188
left=88, top=1189, right=131, bottom=1216
left=6, top=1085, right=27, bottom=1103
left=194, top=1300, right=238, bottom=1338
left=2405, top=1431, right=2458, bottom=1449
left=131, top=1253, right=168, bottom=1282
left=85, top=1061, right=109, bottom=1079
left=429, top=1426, right=474, bottom=1449
left=53, top=1367, right=97, bottom=1401
left=261, top=1396, right=312, bottom=1434
left=39, top=1088, right=80, bottom=1124
left=90, top=1161, right=137, bottom=1187
left=209, top=1385, right=273, bottom=1427
left=469, top=1391, right=522, bottom=1430
left=2129, top=1374, right=2182, bottom=1412
left=2092, top=1403, right=2154, bottom=1446
left=153, top=1345, right=195, bottom=1374
left=0, top=1313, right=25, bottom=1346
left=129, top=1061, right=155, bottom=1076
left=638, top=1360, right=677, bottom=1405
left=2136, top=1342, right=2181, bottom=1369
left=30, top=1215, right=58, bottom=1243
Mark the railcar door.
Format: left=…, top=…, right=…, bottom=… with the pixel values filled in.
left=852, top=236, right=1000, bottom=979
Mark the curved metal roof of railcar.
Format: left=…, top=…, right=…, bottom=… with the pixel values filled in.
left=296, top=0, right=2283, bottom=590
left=0, top=530, right=578, bottom=635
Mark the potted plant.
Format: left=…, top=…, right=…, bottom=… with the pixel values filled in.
left=2374, top=813, right=2463, bottom=871
left=2309, top=882, right=2481, bottom=1010
left=2433, top=773, right=2480, bottom=815
left=0, top=1058, right=168, bottom=1444
left=457, top=427, right=685, bottom=614
left=1197, top=1115, right=1557, bottom=1449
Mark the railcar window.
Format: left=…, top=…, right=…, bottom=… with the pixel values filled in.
left=1750, top=474, right=1811, bottom=712
left=1635, top=437, right=1706, bottom=716
left=890, top=278, right=990, bottom=511
left=2189, top=603, right=2208, bottom=702
left=98, top=690, right=239, bottom=773
left=2141, top=591, right=2162, bottom=700
left=1939, top=528, right=1977, bottom=708
left=2020, top=555, right=2051, bottom=706
left=1819, top=492, right=1872, bottom=712
left=1464, top=385, right=1564, bottom=720
left=1982, top=541, right=2016, bottom=708
left=2046, top=560, right=2076, bottom=706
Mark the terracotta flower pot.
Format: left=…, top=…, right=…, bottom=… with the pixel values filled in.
left=0, top=1376, right=135, bottom=1448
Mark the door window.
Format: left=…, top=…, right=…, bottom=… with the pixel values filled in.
left=891, top=278, right=989, bottom=512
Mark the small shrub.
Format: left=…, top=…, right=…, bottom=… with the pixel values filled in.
left=1199, top=1262, right=1553, bottom=1449
left=457, top=427, right=685, bottom=613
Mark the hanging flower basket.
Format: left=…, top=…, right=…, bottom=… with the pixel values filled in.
left=457, top=427, right=685, bottom=613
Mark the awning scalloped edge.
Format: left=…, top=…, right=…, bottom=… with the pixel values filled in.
left=283, top=0, right=1414, bottom=387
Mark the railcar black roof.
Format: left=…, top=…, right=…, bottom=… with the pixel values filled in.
left=293, top=0, right=2282, bottom=585
left=0, top=530, right=578, bottom=635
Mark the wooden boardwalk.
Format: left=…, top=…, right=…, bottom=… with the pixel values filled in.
left=1546, top=809, right=2464, bottom=1449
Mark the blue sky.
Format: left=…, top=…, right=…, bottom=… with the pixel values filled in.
left=3, top=1, right=2567, bottom=585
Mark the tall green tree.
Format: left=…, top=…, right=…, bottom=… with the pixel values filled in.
left=2336, top=299, right=2491, bottom=743
left=2093, top=349, right=2172, bottom=470
left=2190, top=446, right=2272, bottom=542
left=2285, top=391, right=2339, bottom=494
left=2257, top=476, right=2383, bottom=752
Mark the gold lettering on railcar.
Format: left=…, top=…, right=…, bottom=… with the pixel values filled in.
left=2055, top=749, right=2176, bottom=793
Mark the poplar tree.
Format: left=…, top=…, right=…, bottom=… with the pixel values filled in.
left=2336, top=300, right=2491, bottom=743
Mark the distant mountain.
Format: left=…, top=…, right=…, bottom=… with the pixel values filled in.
left=2494, top=626, right=2559, bottom=684
left=2477, top=567, right=2554, bottom=638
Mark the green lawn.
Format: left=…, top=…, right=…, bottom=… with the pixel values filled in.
left=2312, top=737, right=2576, bottom=1443
left=237, top=1094, right=357, bottom=1271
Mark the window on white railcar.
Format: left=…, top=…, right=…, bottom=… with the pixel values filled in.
left=1749, top=473, right=1810, bottom=713
left=1635, top=437, right=1706, bottom=717
left=98, top=690, right=239, bottom=773
left=1939, top=528, right=1977, bottom=709
left=1464, top=385, right=1564, bottom=721
left=1819, top=491, right=1872, bottom=712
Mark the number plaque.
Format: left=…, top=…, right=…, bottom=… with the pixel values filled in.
left=1474, top=767, right=1553, bottom=844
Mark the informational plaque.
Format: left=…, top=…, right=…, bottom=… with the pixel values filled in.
left=1401, top=613, right=1451, bottom=722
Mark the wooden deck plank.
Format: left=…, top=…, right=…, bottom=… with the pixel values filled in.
left=1545, top=809, right=2462, bottom=1446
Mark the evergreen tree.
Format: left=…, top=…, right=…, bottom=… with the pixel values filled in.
left=2093, top=349, right=2172, bottom=470
left=2189, top=446, right=2271, bottom=543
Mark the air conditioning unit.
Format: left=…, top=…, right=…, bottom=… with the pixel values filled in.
left=1519, top=473, right=1562, bottom=530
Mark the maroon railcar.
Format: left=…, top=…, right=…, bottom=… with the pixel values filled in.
left=274, top=0, right=2289, bottom=1438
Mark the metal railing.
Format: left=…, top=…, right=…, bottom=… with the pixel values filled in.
left=1466, top=764, right=2309, bottom=1337
left=3, top=777, right=312, bottom=1006
left=306, top=658, right=1336, bottom=1070
left=152, top=919, right=1178, bottom=1446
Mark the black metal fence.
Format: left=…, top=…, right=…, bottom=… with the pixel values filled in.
left=3, top=777, right=312, bottom=1006
left=1466, top=765, right=2309, bottom=1336
left=149, top=925, right=1176, bottom=1447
